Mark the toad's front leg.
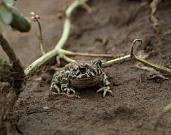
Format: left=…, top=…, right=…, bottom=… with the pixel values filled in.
left=50, top=78, right=76, bottom=97
left=50, top=71, right=76, bottom=96
left=60, top=78, right=76, bottom=94
left=96, top=72, right=113, bottom=97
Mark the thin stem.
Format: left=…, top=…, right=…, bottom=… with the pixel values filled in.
left=24, top=49, right=59, bottom=75
left=39, top=38, right=45, bottom=55
left=55, top=0, right=88, bottom=50
left=30, top=12, right=45, bottom=55
left=60, top=54, right=76, bottom=63
left=102, top=54, right=131, bottom=67
left=37, top=20, right=45, bottom=55
left=60, top=49, right=115, bottom=58
left=55, top=19, right=71, bottom=50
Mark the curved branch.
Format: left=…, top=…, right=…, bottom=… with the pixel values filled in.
left=130, top=39, right=171, bottom=75
left=25, top=0, right=89, bottom=76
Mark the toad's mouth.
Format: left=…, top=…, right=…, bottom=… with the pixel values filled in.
left=75, top=76, right=97, bottom=80
left=71, top=75, right=101, bottom=88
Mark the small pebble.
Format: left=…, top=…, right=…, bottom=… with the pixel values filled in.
left=43, top=106, right=49, bottom=110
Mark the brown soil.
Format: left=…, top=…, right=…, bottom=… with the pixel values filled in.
left=1, top=0, right=171, bottom=135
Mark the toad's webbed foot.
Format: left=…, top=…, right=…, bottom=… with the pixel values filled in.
left=49, top=83, right=77, bottom=98
left=96, top=86, right=113, bottom=97
left=50, top=82, right=61, bottom=93
left=97, top=72, right=113, bottom=97
left=63, top=88, right=76, bottom=94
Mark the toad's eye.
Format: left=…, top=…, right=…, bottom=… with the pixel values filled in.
left=96, top=60, right=102, bottom=67
left=79, top=67, right=86, bottom=73
left=92, top=60, right=102, bottom=67
left=72, top=68, right=80, bottom=75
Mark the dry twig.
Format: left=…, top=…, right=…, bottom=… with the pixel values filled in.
left=30, top=12, right=45, bottom=55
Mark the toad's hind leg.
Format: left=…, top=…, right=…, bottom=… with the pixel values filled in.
left=96, top=72, right=113, bottom=97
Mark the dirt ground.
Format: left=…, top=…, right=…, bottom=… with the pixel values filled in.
left=1, top=0, right=171, bottom=135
